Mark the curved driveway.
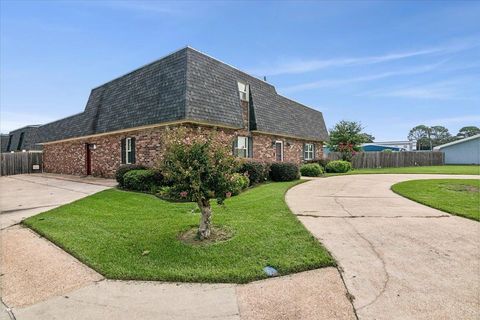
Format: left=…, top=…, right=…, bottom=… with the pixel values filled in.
left=286, top=174, right=479, bottom=320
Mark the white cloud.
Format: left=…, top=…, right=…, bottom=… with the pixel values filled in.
left=280, top=61, right=445, bottom=93
left=249, top=40, right=479, bottom=76
left=82, top=1, right=183, bottom=16
left=363, top=78, right=479, bottom=100
left=425, top=115, right=480, bottom=125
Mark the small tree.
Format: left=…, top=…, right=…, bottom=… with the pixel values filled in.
left=159, top=127, right=239, bottom=240
left=328, top=120, right=371, bottom=161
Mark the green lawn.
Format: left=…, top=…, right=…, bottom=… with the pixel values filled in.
left=326, top=165, right=479, bottom=176
left=24, top=181, right=333, bottom=283
left=392, top=179, right=480, bottom=221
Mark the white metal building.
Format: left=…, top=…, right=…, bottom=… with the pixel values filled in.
left=433, top=134, right=480, bottom=165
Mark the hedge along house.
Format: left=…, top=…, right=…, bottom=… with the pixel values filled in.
left=32, top=47, right=328, bottom=178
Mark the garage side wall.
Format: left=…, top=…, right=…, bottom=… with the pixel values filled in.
left=442, top=137, right=480, bottom=165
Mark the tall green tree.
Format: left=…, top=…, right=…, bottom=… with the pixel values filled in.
left=359, top=133, right=375, bottom=143
left=408, top=125, right=432, bottom=150
left=457, top=126, right=480, bottom=139
left=328, top=120, right=373, bottom=161
left=159, top=128, right=239, bottom=240
left=408, top=125, right=455, bottom=149
left=430, top=126, right=453, bottom=146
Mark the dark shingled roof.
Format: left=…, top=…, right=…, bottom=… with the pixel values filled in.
left=6, top=125, right=42, bottom=151
left=30, top=47, right=328, bottom=144
left=0, top=134, right=9, bottom=152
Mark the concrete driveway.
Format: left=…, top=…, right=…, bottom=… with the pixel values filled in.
left=1, top=174, right=116, bottom=318
left=0, top=174, right=116, bottom=229
left=286, top=174, right=480, bottom=320
left=1, top=173, right=355, bottom=320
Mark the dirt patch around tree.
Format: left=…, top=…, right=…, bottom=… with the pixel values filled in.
left=178, top=226, right=234, bottom=246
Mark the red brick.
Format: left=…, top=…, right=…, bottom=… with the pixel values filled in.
left=43, top=124, right=323, bottom=178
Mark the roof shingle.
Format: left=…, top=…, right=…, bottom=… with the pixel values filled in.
left=23, top=47, right=328, bottom=145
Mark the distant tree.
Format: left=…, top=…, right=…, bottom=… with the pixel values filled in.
left=408, top=125, right=432, bottom=150
left=430, top=126, right=453, bottom=146
left=359, top=133, right=375, bottom=143
left=457, top=126, right=480, bottom=139
left=328, top=120, right=373, bottom=161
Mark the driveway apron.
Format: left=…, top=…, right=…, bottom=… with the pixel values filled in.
left=286, top=174, right=480, bottom=320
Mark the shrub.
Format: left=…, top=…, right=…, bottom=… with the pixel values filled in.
left=300, top=163, right=324, bottom=177
left=123, top=169, right=163, bottom=192
left=237, top=161, right=270, bottom=185
left=230, top=173, right=250, bottom=195
left=316, top=158, right=331, bottom=168
left=325, top=160, right=352, bottom=173
left=269, top=162, right=300, bottom=182
left=305, top=158, right=330, bottom=168
left=115, top=164, right=147, bottom=187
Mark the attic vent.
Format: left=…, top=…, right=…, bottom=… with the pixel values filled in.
left=237, top=81, right=249, bottom=102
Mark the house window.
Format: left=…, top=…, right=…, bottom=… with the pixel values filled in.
left=121, top=137, right=136, bottom=164
left=17, top=132, right=25, bottom=151
left=275, top=141, right=283, bottom=162
left=234, top=136, right=250, bottom=158
left=126, top=138, right=132, bottom=164
left=6, top=135, right=13, bottom=152
left=304, top=143, right=314, bottom=160
left=237, top=81, right=249, bottom=102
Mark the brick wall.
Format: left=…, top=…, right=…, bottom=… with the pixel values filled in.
left=43, top=124, right=323, bottom=178
left=251, top=133, right=323, bottom=164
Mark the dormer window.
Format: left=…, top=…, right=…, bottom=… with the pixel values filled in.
left=237, top=81, right=249, bottom=102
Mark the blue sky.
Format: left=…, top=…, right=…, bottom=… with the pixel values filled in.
left=1, top=1, right=479, bottom=140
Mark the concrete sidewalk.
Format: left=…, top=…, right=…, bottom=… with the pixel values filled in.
left=8, top=265, right=355, bottom=320
left=287, top=174, right=480, bottom=320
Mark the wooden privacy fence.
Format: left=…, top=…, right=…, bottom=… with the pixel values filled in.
left=326, top=151, right=444, bottom=169
left=1, top=151, right=43, bottom=176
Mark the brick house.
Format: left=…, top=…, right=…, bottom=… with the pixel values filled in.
left=17, top=47, right=328, bottom=177
left=4, top=125, right=42, bottom=152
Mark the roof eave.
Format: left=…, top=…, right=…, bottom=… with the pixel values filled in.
left=433, top=134, right=480, bottom=149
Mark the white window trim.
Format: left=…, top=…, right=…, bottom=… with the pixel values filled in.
left=235, top=136, right=249, bottom=158
left=125, top=137, right=132, bottom=164
left=304, top=143, right=314, bottom=160
left=275, top=140, right=284, bottom=162
left=237, top=81, right=249, bottom=102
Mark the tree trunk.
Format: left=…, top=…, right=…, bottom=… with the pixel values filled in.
left=198, top=199, right=212, bottom=240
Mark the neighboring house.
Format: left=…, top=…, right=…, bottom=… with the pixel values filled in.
left=16, top=47, right=328, bottom=177
left=0, top=134, right=9, bottom=152
left=433, top=134, right=480, bottom=165
left=4, top=125, right=42, bottom=152
left=362, top=140, right=416, bottom=152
